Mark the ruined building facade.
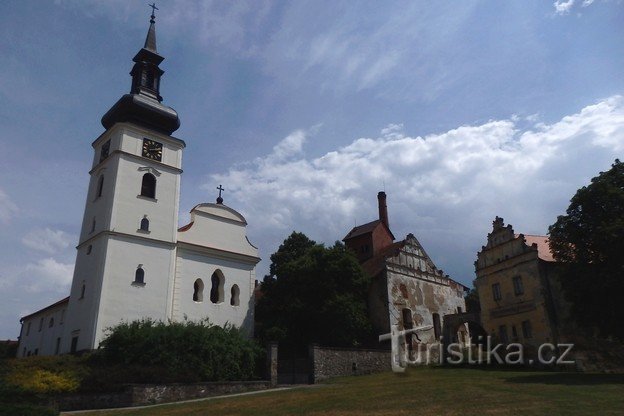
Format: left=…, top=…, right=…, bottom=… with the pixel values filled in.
left=343, top=193, right=468, bottom=352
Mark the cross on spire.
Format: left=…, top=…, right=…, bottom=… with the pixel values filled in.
left=149, top=3, right=158, bottom=23
left=216, top=185, right=225, bottom=204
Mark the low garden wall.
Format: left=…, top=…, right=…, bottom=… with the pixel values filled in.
left=54, top=380, right=270, bottom=411
left=309, top=345, right=391, bottom=383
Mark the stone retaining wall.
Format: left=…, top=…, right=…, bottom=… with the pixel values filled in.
left=309, top=345, right=391, bottom=383
left=55, top=381, right=270, bottom=411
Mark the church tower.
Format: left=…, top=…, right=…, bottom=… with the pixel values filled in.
left=63, top=10, right=185, bottom=353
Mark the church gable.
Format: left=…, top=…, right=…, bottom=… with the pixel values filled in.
left=177, top=203, right=259, bottom=260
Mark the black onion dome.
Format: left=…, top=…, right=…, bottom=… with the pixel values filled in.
left=101, top=94, right=180, bottom=135
left=101, top=8, right=180, bottom=135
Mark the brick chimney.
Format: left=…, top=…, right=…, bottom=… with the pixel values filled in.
left=378, top=191, right=389, bottom=229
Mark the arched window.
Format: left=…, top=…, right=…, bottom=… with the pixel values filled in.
left=140, top=216, right=150, bottom=231
left=230, top=285, right=240, bottom=306
left=140, top=173, right=156, bottom=199
left=135, top=267, right=145, bottom=284
left=146, top=71, right=155, bottom=89
left=210, top=270, right=224, bottom=304
left=96, top=175, right=104, bottom=198
left=193, top=279, right=204, bottom=302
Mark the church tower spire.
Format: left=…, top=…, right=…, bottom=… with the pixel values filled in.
left=144, top=3, right=158, bottom=52
left=101, top=4, right=180, bottom=134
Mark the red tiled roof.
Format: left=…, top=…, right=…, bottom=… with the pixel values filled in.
left=178, top=221, right=194, bottom=232
left=518, top=234, right=555, bottom=262
left=20, top=296, right=69, bottom=322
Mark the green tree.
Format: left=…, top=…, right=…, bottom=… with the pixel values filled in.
left=256, top=232, right=373, bottom=349
left=464, top=288, right=481, bottom=313
left=549, top=159, right=624, bottom=339
left=97, top=319, right=263, bottom=381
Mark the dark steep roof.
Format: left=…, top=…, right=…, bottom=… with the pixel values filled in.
left=343, top=220, right=381, bottom=240
left=343, top=219, right=395, bottom=241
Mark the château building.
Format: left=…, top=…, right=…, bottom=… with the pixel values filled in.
left=474, top=217, right=564, bottom=350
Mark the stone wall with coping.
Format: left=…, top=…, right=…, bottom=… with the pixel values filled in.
left=54, top=380, right=270, bottom=411
left=309, top=345, right=391, bottom=383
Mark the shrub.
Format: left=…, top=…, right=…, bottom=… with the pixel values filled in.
left=95, top=319, right=263, bottom=382
left=2, top=356, right=85, bottom=394
left=6, top=369, right=79, bottom=394
left=0, top=341, right=17, bottom=358
left=0, top=404, right=58, bottom=416
left=0, top=357, right=72, bottom=416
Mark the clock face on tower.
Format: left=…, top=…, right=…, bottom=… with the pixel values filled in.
left=142, top=138, right=163, bottom=161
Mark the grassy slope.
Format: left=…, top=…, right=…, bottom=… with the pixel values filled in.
left=78, top=367, right=624, bottom=416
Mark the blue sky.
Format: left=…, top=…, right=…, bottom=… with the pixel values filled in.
left=0, top=0, right=623, bottom=339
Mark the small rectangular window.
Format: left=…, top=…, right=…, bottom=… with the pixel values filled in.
left=492, top=283, right=502, bottom=301
left=522, top=320, right=532, bottom=339
left=513, top=276, right=524, bottom=296
left=498, top=325, right=508, bottom=343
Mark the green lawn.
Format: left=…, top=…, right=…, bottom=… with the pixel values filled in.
left=72, top=367, right=624, bottom=416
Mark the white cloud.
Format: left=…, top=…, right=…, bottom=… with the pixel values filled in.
left=22, top=228, right=73, bottom=254
left=554, top=0, right=576, bottom=14
left=211, top=96, right=624, bottom=282
left=270, top=130, right=307, bottom=161
left=0, top=188, right=18, bottom=223
left=554, top=0, right=597, bottom=14
left=24, top=258, right=74, bottom=293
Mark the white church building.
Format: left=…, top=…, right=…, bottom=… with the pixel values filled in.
left=17, top=12, right=260, bottom=357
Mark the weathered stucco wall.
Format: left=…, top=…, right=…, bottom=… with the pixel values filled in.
left=385, top=235, right=466, bottom=346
